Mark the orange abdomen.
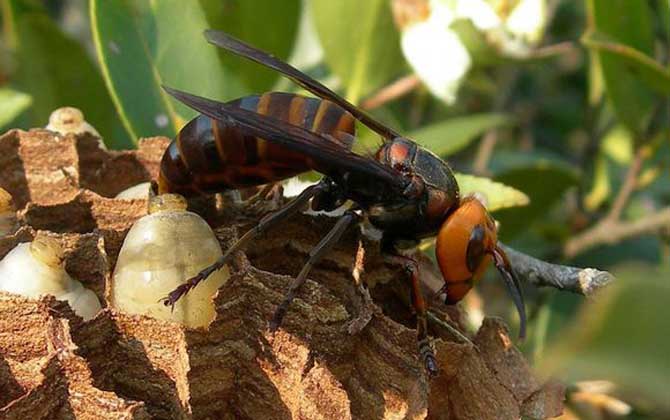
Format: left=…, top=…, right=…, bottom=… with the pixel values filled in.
left=158, top=92, right=356, bottom=195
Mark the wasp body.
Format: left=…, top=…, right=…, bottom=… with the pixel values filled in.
left=159, top=93, right=355, bottom=195
left=160, top=30, right=526, bottom=376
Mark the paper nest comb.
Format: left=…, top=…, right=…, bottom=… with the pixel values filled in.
left=0, top=128, right=564, bottom=419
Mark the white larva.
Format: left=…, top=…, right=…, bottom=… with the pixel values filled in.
left=111, top=194, right=229, bottom=328
left=0, top=234, right=102, bottom=320
left=46, top=106, right=106, bottom=149
left=114, top=182, right=152, bottom=200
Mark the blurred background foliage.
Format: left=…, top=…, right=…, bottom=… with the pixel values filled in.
left=0, top=0, right=668, bottom=418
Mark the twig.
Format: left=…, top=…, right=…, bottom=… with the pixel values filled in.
left=361, top=75, right=421, bottom=110
left=472, top=130, right=498, bottom=176
left=526, top=41, right=579, bottom=59
left=500, top=244, right=614, bottom=296
left=472, top=68, right=519, bottom=175
left=565, top=145, right=656, bottom=257
left=604, top=148, right=644, bottom=223
left=563, top=207, right=670, bottom=258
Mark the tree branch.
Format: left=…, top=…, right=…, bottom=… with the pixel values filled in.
left=361, top=74, right=421, bottom=110
left=500, top=244, right=614, bottom=296
left=563, top=207, right=670, bottom=258
left=472, top=68, right=519, bottom=175
left=604, top=148, right=644, bottom=224
left=525, top=41, right=579, bottom=59
left=472, top=130, right=498, bottom=176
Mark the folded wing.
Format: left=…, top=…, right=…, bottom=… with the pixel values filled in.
left=204, top=29, right=400, bottom=140
left=163, top=86, right=408, bottom=197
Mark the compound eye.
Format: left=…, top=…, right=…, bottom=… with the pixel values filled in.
left=465, top=225, right=486, bottom=273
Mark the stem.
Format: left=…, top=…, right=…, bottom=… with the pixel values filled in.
left=604, top=148, right=644, bottom=224
left=526, top=42, right=578, bottom=59
left=361, top=75, right=421, bottom=110
left=472, top=130, right=498, bottom=176
left=564, top=207, right=670, bottom=258
left=472, top=68, right=519, bottom=175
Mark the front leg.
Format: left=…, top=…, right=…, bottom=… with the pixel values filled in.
left=385, top=254, right=438, bottom=377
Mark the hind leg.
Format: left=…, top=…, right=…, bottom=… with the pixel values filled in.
left=385, top=254, right=438, bottom=377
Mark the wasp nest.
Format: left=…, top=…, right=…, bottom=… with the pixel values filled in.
left=0, top=127, right=564, bottom=419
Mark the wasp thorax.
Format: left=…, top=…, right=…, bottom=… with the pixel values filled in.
left=0, top=233, right=102, bottom=320
left=111, top=193, right=228, bottom=328
left=435, top=196, right=497, bottom=304
left=0, top=188, right=17, bottom=237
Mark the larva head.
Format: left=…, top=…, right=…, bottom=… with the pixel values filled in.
left=435, top=196, right=526, bottom=338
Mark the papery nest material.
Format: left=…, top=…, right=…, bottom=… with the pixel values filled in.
left=0, top=129, right=564, bottom=419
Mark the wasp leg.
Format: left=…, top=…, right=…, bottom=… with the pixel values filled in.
left=248, top=182, right=276, bottom=202
left=244, top=182, right=285, bottom=216
left=385, top=254, right=439, bottom=377
left=246, top=182, right=284, bottom=206
left=161, top=181, right=328, bottom=309
left=269, top=210, right=359, bottom=331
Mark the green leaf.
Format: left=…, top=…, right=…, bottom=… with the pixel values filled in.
left=490, top=152, right=580, bottom=238
left=582, top=32, right=670, bottom=95
left=0, top=88, right=31, bottom=128
left=199, top=0, right=301, bottom=92
left=601, top=124, right=633, bottom=164
left=4, top=0, right=131, bottom=148
left=587, top=47, right=604, bottom=106
left=455, top=173, right=529, bottom=212
left=410, top=113, right=513, bottom=157
left=586, top=0, right=656, bottom=137
left=310, top=0, right=405, bottom=103
left=539, top=264, right=670, bottom=411
left=90, top=0, right=246, bottom=142
left=660, top=0, right=670, bottom=41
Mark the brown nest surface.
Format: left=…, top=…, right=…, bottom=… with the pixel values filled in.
left=0, top=129, right=564, bottom=419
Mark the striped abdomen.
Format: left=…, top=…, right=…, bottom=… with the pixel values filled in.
left=158, top=92, right=356, bottom=195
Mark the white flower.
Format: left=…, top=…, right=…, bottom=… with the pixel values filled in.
left=400, top=9, right=472, bottom=104
left=395, top=0, right=548, bottom=103
left=452, top=0, right=501, bottom=30
left=506, top=0, right=548, bottom=44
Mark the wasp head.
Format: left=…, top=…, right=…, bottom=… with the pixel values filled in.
left=435, top=196, right=526, bottom=338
